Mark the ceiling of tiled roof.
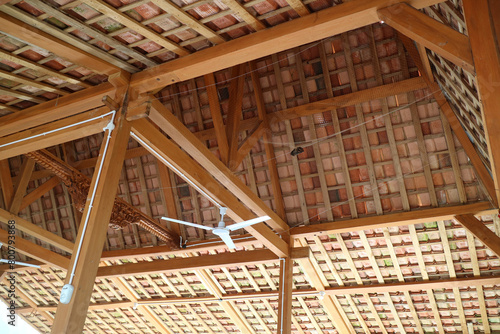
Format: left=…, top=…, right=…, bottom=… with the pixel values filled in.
left=0, top=0, right=499, bottom=333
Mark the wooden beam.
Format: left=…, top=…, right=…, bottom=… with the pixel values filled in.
left=51, top=112, right=131, bottom=334
left=97, top=248, right=300, bottom=278
left=298, top=254, right=353, bottom=333
left=0, top=208, right=73, bottom=253
left=15, top=77, right=425, bottom=173
left=0, top=82, right=114, bottom=138
left=378, top=3, right=474, bottom=73
left=0, top=108, right=112, bottom=160
left=28, top=275, right=500, bottom=312
left=149, top=0, right=224, bottom=45
left=84, top=0, right=189, bottom=56
left=285, top=0, right=310, bottom=16
left=0, top=11, right=122, bottom=75
left=277, top=254, right=293, bottom=334
left=323, top=275, right=500, bottom=295
left=99, top=235, right=259, bottom=261
left=398, top=34, right=498, bottom=204
left=454, top=214, right=500, bottom=258
left=463, top=0, right=500, bottom=206
left=232, top=121, right=266, bottom=170
left=18, top=0, right=156, bottom=68
left=204, top=73, right=229, bottom=165
left=0, top=160, right=13, bottom=208
left=195, top=76, right=427, bottom=142
left=218, top=0, right=265, bottom=31
left=0, top=68, right=68, bottom=95
left=157, top=163, right=181, bottom=237
left=249, top=61, right=286, bottom=219
left=0, top=49, right=88, bottom=89
left=0, top=228, right=69, bottom=269
left=129, top=0, right=443, bottom=94
left=225, top=64, right=247, bottom=168
left=147, top=99, right=289, bottom=233
left=9, top=158, right=35, bottom=214
left=291, top=202, right=494, bottom=238
left=0, top=86, right=46, bottom=104
left=130, top=118, right=289, bottom=258
left=18, top=176, right=60, bottom=212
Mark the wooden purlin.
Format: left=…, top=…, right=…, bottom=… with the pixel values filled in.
left=129, top=0, right=445, bottom=94
left=25, top=150, right=180, bottom=249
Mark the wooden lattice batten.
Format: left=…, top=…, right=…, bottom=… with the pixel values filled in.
left=25, top=149, right=180, bottom=249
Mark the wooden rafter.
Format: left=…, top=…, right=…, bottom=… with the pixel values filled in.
left=83, top=0, right=189, bottom=56
left=0, top=49, right=88, bottom=88
left=455, top=214, right=500, bottom=258
left=225, top=64, right=246, bottom=168
left=0, top=68, right=67, bottom=96
left=130, top=118, right=289, bottom=257
left=0, top=11, right=121, bottom=75
left=148, top=0, right=225, bottom=45
left=9, top=157, right=34, bottom=214
left=218, top=0, right=265, bottom=31
left=285, top=0, right=310, bottom=16
left=129, top=0, right=443, bottom=94
left=147, top=99, right=289, bottom=234
left=291, top=202, right=493, bottom=238
left=0, top=208, right=73, bottom=253
left=18, top=176, right=60, bottom=212
left=463, top=0, right=500, bottom=206
left=194, top=76, right=427, bottom=141
left=378, top=3, right=474, bottom=73
left=0, top=160, right=13, bottom=208
left=0, top=82, right=114, bottom=138
left=204, top=72, right=230, bottom=165
left=0, top=228, right=69, bottom=269
left=298, top=250, right=353, bottom=333
left=97, top=248, right=308, bottom=279
left=398, top=33, right=498, bottom=204
left=0, top=108, right=113, bottom=160
left=14, top=0, right=156, bottom=68
left=248, top=62, right=286, bottom=219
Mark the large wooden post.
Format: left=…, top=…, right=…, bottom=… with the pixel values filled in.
left=51, top=112, right=130, bottom=333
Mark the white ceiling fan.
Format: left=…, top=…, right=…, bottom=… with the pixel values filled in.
left=161, top=207, right=270, bottom=249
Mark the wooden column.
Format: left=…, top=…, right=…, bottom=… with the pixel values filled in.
left=277, top=243, right=293, bottom=334
left=51, top=112, right=130, bottom=334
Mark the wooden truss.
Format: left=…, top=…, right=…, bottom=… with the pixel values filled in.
left=0, top=0, right=498, bottom=333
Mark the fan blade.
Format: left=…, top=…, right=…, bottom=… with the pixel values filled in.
left=161, top=217, right=213, bottom=231
left=218, top=232, right=236, bottom=249
left=226, top=216, right=271, bottom=231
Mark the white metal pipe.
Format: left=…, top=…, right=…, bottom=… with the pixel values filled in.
left=0, top=259, right=41, bottom=268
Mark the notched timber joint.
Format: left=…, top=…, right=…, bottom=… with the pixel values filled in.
left=102, top=95, right=120, bottom=111
left=126, top=99, right=152, bottom=121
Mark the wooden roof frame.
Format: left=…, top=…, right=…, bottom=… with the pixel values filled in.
left=0, top=0, right=499, bottom=333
